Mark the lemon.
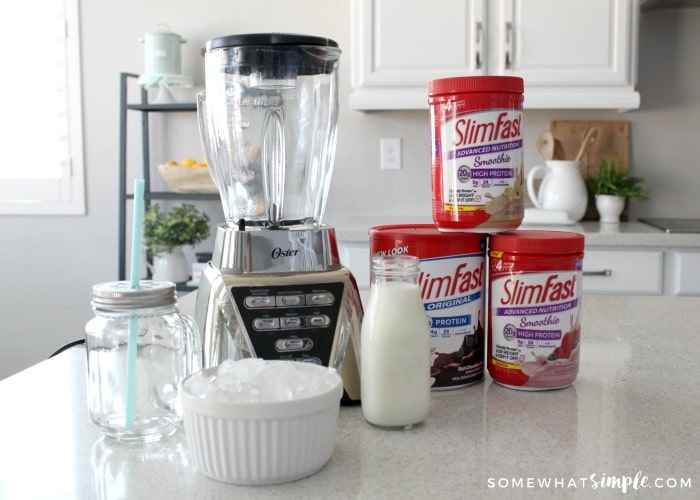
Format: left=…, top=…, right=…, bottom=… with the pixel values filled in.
left=165, top=160, right=178, bottom=166
left=181, top=158, right=197, bottom=167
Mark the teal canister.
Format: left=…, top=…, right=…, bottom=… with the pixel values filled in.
left=140, top=24, right=186, bottom=77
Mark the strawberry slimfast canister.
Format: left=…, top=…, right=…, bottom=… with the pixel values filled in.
left=429, top=76, right=524, bottom=232
left=488, top=230, right=585, bottom=390
left=370, top=225, right=486, bottom=390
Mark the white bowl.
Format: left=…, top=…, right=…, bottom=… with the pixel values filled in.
left=181, top=360, right=342, bottom=485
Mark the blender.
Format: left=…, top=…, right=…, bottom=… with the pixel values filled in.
left=194, top=33, right=362, bottom=402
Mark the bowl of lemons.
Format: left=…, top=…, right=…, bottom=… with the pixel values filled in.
left=157, top=158, right=218, bottom=194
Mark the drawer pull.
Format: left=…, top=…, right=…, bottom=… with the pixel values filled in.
left=474, top=22, right=482, bottom=69
left=504, top=22, right=513, bottom=70
left=583, top=269, right=613, bottom=277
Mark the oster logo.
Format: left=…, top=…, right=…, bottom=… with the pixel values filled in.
left=270, top=247, right=299, bottom=259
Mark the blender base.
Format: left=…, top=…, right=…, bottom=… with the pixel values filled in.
left=194, top=224, right=363, bottom=404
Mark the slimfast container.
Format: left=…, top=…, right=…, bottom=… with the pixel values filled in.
left=370, top=225, right=486, bottom=389
left=428, top=76, right=524, bottom=232
left=488, top=230, right=585, bottom=390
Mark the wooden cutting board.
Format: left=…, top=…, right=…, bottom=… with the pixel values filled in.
left=548, top=120, right=630, bottom=220
left=549, top=120, right=629, bottom=178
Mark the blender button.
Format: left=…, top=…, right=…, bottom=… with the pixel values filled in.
left=253, top=318, right=280, bottom=330
left=281, top=317, right=303, bottom=328
left=275, top=338, right=313, bottom=351
left=307, top=293, right=334, bottom=306
left=245, top=296, right=275, bottom=308
left=276, top=295, right=305, bottom=307
left=296, top=357, right=322, bottom=365
left=307, top=315, right=330, bottom=327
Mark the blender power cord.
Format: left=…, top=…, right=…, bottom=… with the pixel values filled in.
left=48, top=339, right=85, bottom=358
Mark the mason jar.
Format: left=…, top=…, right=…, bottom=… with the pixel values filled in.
left=85, top=280, right=201, bottom=442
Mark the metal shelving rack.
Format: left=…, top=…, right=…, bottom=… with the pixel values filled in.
left=118, top=72, right=218, bottom=281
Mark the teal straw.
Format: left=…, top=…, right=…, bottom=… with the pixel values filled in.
left=126, top=178, right=145, bottom=431
left=130, top=179, right=145, bottom=289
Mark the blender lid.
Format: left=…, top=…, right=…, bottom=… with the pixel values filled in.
left=206, top=33, right=338, bottom=51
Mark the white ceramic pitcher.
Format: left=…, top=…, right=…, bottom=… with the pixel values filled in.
left=526, top=160, right=588, bottom=222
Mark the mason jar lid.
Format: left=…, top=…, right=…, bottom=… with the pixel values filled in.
left=91, top=280, right=177, bottom=311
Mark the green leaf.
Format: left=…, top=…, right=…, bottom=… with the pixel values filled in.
left=143, top=203, right=210, bottom=255
left=585, top=160, right=648, bottom=200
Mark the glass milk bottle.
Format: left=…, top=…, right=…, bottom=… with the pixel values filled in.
left=85, top=281, right=201, bottom=442
left=361, top=255, right=430, bottom=429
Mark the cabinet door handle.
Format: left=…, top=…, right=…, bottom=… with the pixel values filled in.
left=583, top=269, right=613, bottom=277
left=504, top=22, right=513, bottom=70
left=474, top=21, right=482, bottom=70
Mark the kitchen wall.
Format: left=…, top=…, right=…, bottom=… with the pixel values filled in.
left=0, top=1, right=698, bottom=380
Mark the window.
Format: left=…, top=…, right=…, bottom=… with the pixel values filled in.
left=0, top=0, right=85, bottom=215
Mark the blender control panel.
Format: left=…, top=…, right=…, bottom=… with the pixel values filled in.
left=229, top=282, right=346, bottom=365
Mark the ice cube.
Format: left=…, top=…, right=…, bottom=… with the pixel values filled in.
left=226, top=386, right=261, bottom=403
left=185, top=372, right=216, bottom=398
left=187, top=359, right=337, bottom=403
left=262, top=378, right=294, bottom=402
left=214, top=371, right=244, bottom=394
left=218, top=357, right=265, bottom=379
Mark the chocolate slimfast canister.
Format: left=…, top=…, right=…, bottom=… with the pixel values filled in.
left=428, top=76, right=524, bottom=232
left=488, top=230, right=585, bottom=390
left=370, top=225, right=486, bottom=390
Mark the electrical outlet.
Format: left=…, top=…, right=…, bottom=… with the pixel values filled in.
left=380, top=138, right=402, bottom=170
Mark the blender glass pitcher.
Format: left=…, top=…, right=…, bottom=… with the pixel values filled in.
left=198, top=33, right=341, bottom=228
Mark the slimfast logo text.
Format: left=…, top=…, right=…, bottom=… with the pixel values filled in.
left=452, top=111, right=522, bottom=147
left=499, top=273, right=577, bottom=306
left=419, top=261, right=484, bottom=300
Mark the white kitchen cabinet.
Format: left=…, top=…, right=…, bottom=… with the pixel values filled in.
left=349, top=0, right=640, bottom=110
left=667, top=251, right=700, bottom=296
left=339, top=241, right=371, bottom=291
left=350, top=0, right=485, bottom=106
left=582, top=249, right=663, bottom=295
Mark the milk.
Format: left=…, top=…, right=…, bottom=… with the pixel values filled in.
left=360, top=280, right=430, bottom=428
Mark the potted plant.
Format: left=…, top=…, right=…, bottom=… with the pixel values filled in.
left=143, top=203, right=210, bottom=282
left=586, top=160, right=648, bottom=223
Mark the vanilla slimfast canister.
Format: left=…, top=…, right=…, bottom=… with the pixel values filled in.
left=428, top=76, right=524, bottom=232
left=487, top=230, right=585, bottom=390
left=370, top=225, right=486, bottom=389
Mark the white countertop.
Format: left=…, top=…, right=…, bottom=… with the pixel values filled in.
left=331, top=215, right=700, bottom=248
left=0, top=295, right=698, bottom=499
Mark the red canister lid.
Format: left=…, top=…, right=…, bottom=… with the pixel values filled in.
left=428, top=76, right=524, bottom=97
left=489, top=230, right=584, bottom=255
left=370, top=223, right=484, bottom=244
left=370, top=224, right=458, bottom=240
left=370, top=224, right=485, bottom=257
